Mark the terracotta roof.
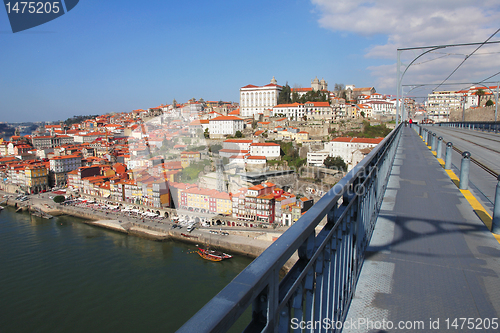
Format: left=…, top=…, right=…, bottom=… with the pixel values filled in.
left=210, top=116, right=243, bottom=121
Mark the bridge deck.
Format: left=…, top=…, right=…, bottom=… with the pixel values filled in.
left=345, top=127, right=500, bottom=332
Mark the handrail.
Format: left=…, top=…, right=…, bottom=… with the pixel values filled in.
left=177, top=123, right=403, bottom=333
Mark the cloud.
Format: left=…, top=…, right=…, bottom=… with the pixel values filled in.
left=312, top=0, right=500, bottom=95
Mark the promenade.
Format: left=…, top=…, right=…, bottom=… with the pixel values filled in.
left=0, top=190, right=299, bottom=271
left=345, top=126, right=500, bottom=332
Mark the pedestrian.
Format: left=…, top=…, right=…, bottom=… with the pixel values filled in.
left=409, top=118, right=413, bottom=128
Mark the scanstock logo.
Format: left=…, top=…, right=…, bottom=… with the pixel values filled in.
left=3, top=1, right=79, bottom=33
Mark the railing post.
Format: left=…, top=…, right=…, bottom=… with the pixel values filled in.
left=459, top=151, right=471, bottom=190
left=436, top=136, right=443, bottom=159
left=426, top=131, right=431, bottom=146
left=444, top=142, right=453, bottom=170
left=492, top=176, right=500, bottom=234
left=431, top=133, right=437, bottom=151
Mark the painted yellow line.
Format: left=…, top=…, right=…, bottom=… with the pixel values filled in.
left=423, top=135, right=500, bottom=243
left=444, top=169, right=498, bottom=243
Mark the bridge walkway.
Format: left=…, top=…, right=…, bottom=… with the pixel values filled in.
left=345, top=126, right=500, bottom=332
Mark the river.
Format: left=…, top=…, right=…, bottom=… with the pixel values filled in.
left=0, top=206, right=253, bottom=332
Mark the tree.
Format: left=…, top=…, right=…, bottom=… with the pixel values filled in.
left=53, top=195, right=65, bottom=203
left=324, top=156, right=347, bottom=171
left=360, top=111, right=365, bottom=118
left=475, top=89, right=485, bottom=106
left=486, top=99, right=494, bottom=107
left=334, top=83, right=345, bottom=92
left=209, top=144, right=222, bottom=154
left=277, top=83, right=292, bottom=105
left=252, top=119, right=258, bottom=129
left=235, top=130, right=243, bottom=138
left=204, top=128, right=209, bottom=139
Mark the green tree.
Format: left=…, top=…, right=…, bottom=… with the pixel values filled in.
left=204, top=128, right=209, bottom=139
left=278, top=83, right=292, bottom=104
left=235, top=130, right=243, bottom=138
left=324, top=156, right=347, bottom=171
left=486, top=99, right=494, bottom=107
left=475, top=89, right=485, bottom=106
left=209, top=144, right=222, bottom=154
left=53, top=195, right=65, bottom=203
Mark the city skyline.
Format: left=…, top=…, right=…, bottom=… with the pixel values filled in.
left=2, top=0, right=500, bottom=123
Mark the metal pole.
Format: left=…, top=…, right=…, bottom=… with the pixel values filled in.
left=444, top=142, right=453, bottom=169
left=492, top=175, right=500, bottom=234
left=462, top=97, right=466, bottom=122
left=436, top=136, right=443, bottom=159
left=459, top=151, right=471, bottom=190
left=496, top=83, right=499, bottom=123
left=431, top=133, right=437, bottom=151
left=396, top=50, right=401, bottom=126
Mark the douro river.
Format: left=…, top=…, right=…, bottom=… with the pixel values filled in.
left=0, top=207, right=252, bottom=332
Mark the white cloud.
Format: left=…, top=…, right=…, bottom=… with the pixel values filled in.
left=312, top=0, right=500, bottom=95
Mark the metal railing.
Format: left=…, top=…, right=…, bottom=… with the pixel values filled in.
left=438, top=121, right=500, bottom=133
left=177, top=124, right=403, bottom=333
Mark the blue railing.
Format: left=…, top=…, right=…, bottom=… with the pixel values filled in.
left=177, top=124, right=403, bottom=333
left=438, top=121, right=500, bottom=132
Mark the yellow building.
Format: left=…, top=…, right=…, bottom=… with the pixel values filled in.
left=215, top=192, right=232, bottom=215
left=294, top=131, right=310, bottom=143
left=180, top=151, right=201, bottom=168
left=24, top=164, right=48, bottom=193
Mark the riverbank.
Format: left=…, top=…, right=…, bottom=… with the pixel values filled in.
left=1, top=191, right=298, bottom=272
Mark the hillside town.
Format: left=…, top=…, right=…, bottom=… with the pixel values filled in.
left=5, top=76, right=492, bottom=228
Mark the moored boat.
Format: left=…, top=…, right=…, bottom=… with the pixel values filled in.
left=198, top=247, right=232, bottom=260
left=197, top=250, right=223, bottom=262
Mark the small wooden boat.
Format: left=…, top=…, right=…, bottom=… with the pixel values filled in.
left=198, top=247, right=232, bottom=260
left=197, top=250, right=223, bottom=262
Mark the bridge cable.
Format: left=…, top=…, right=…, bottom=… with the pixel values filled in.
left=434, top=28, right=500, bottom=92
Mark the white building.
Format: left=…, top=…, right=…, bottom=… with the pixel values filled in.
left=240, top=77, right=282, bottom=119
left=426, top=90, right=462, bottom=122
left=49, top=154, right=82, bottom=174
left=222, top=139, right=254, bottom=151
left=249, top=142, right=280, bottom=159
left=304, top=101, right=333, bottom=120
left=306, top=150, right=330, bottom=167
left=325, top=137, right=383, bottom=169
left=208, top=116, right=244, bottom=139
left=272, top=103, right=305, bottom=120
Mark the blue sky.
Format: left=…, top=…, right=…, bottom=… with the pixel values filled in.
left=2, top=0, right=500, bottom=122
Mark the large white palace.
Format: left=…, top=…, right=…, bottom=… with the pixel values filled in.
left=239, top=77, right=282, bottom=119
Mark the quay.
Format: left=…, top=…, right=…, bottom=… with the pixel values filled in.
left=0, top=192, right=299, bottom=272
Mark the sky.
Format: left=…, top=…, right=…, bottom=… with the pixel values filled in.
left=1, top=0, right=500, bottom=123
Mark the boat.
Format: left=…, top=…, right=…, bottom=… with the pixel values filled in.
left=181, top=233, right=198, bottom=239
left=198, top=247, right=233, bottom=260
left=197, top=250, right=223, bottom=262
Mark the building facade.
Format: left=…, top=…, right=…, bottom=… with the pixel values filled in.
left=240, top=77, right=282, bottom=119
